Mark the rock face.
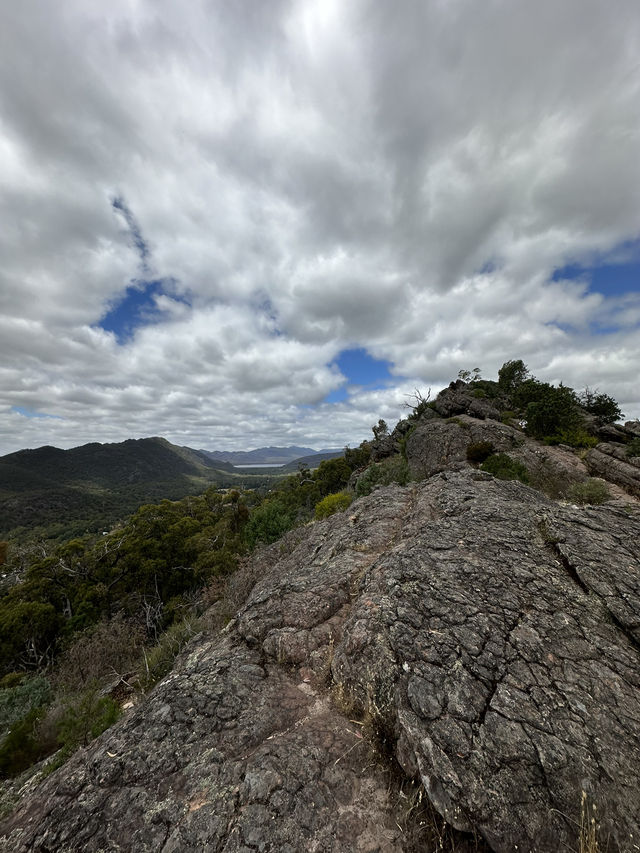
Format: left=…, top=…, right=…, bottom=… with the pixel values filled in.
left=404, top=416, right=522, bottom=480
left=403, top=415, right=591, bottom=499
left=2, top=473, right=640, bottom=852
left=432, top=381, right=502, bottom=421
left=586, top=442, right=640, bottom=497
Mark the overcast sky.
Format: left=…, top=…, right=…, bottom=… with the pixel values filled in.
left=1, top=0, right=639, bottom=455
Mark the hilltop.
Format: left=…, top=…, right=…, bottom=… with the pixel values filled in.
left=1, top=361, right=639, bottom=851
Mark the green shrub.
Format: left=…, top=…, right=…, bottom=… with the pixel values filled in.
left=445, top=417, right=470, bottom=429
left=500, top=410, right=517, bottom=425
left=55, top=687, right=120, bottom=751
left=0, top=672, right=26, bottom=690
left=314, top=458, right=352, bottom=496
left=469, top=379, right=500, bottom=398
left=466, top=441, right=494, bottom=463
left=567, top=479, right=610, bottom=506
left=498, top=359, right=530, bottom=393
left=480, top=454, right=530, bottom=484
left=355, top=456, right=409, bottom=497
left=627, top=437, right=640, bottom=458
left=544, top=428, right=598, bottom=449
left=0, top=675, right=51, bottom=737
left=314, top=492, right=353, bottom=520
left=244, top=499, right=297, bottom=549
left=580, top=389, right=623, bottom=425
left=0, top=707, right=47, bottom=778
left=519, top=382, right=581, bottom=440
left=343, top=443, right=371, bottom=469
left=0, top=600, right=60, bottom=675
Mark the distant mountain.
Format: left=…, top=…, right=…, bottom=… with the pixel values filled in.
left=0, top=437, right=268, bottom=540
left=200, top=446, right=320, bottom=465
left=279, top=449, right=345, bottom=473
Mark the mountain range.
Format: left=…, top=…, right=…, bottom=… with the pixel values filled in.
left=199, top=446, right=339, bottom=465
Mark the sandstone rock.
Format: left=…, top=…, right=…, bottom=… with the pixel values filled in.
left=625, top=420, right=640, bottom=437
left=369, top=432, right=398, bottom=461
left=404, top=414, right=596, bottom=500
left=2, top=474, right=640, bottom=852
left=596, top=422, right=629, bottom=442
left=404, top=415, right=522, bottom=480
left=586, top=443, right=640, bottom=497
left=432, top=382, right=502, bottom=421
left=508, top=440, right=589, bottom=497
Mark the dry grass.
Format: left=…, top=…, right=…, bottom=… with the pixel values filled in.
left=579, top=791, right=600, bottom=853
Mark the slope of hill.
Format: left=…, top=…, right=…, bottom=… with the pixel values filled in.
left=0, top=437, right=262, bottom=540
left=279, top=449, right=345, bottom=473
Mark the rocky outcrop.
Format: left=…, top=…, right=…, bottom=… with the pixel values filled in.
left=432, top=381, right=502, bottom=421
left=586, top=442, right=640, bottom=498
left=404, top=415, right=522, bottom=480
left=403, top=414, right=592, bottom=497
left=2, top=471, right=640, bottom=852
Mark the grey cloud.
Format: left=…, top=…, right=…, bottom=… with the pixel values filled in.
left=0, top=0, right=639, bottom=455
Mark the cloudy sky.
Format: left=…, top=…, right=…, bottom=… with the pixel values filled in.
left=1, top=0, right=639, bottom=456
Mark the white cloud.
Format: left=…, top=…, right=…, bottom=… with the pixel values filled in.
left=1, top=0, right=639, bottom=456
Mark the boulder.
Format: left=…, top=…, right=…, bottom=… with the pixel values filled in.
left=596, top=422, right=630, bottom=442
left=432, top=381, right=502, bottom=421
left=404, top=415, right=522, bottom=480
left=507, top=441, right=590, bottom=497
left=625, top=420, right=640, bottom=437
left=586, top=443, right=640, bottom=498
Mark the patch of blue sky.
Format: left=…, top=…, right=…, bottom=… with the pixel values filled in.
left=99, top=279, right=189, bottom=343
left=324, top=387, right=349, bottom=404
left=12, top=406, right=62, bottom=419
left=545, top=321, right=574, bottom=335
left=324, top=348, right=399, bottom=404
left=477, top=258, right=499, bottom=275
left=552, top=238, right=640, bottom=298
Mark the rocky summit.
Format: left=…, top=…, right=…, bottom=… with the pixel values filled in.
left=1, top=427, right=640, bottom=851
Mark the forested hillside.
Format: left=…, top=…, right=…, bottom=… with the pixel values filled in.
left=0, top=437, right=273, bottom=542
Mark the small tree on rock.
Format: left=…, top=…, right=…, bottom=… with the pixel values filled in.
left=372, top=419, right=389, bottom=439
left=580, top=389, right=623, bottom=426
left=498, top=360, right=529, bottom=393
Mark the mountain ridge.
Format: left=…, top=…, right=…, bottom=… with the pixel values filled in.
left=0, top=438, right=348, bottom=540
left=0, top=437, right=244, bottom=540
left=199, top=445, right=342, bottom=465
left=2, top=464, right=639, bottom=852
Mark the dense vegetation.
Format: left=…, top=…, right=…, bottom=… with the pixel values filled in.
left=0, top=437, right=279, bottom=543
left=484, top=359, right=622, bottom=444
